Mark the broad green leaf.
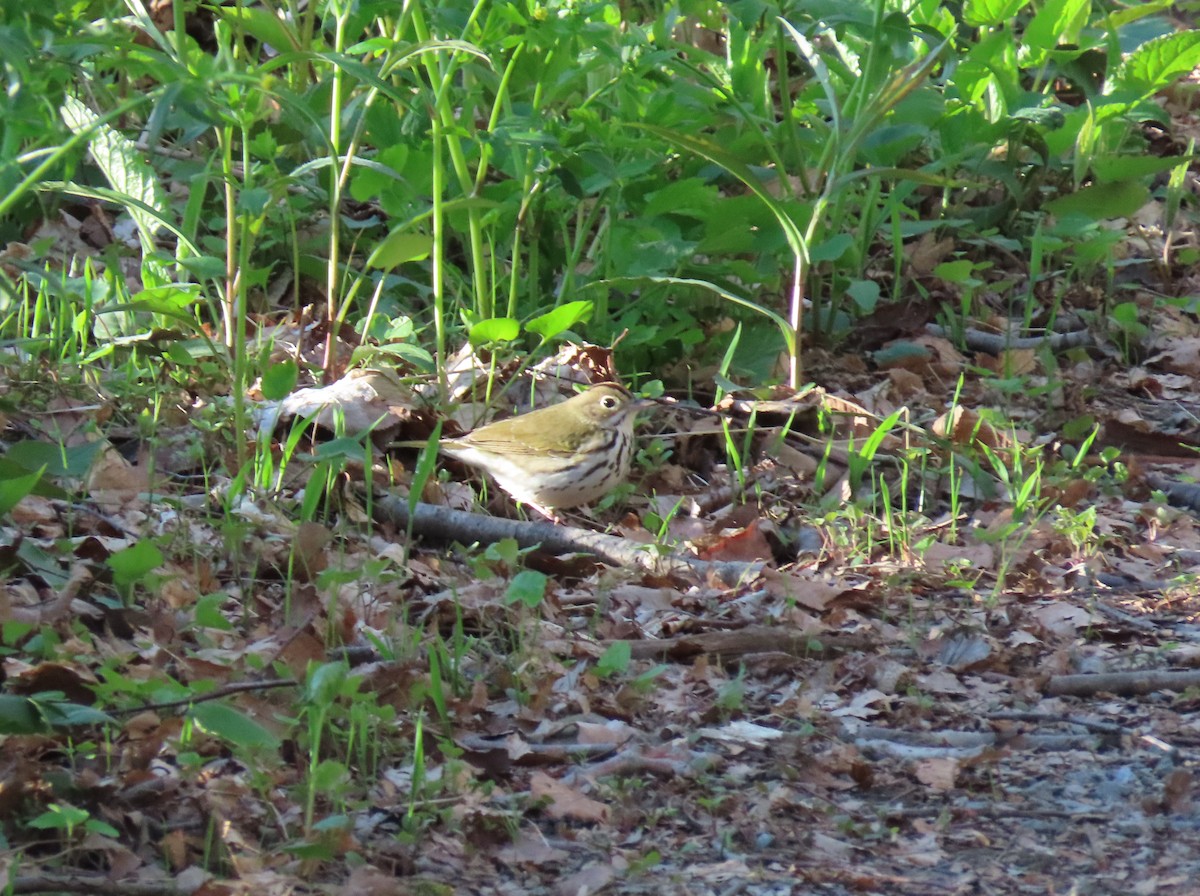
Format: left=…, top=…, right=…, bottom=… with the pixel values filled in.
left=1024, top=0, right=1090, bottom=52
left=108, top=540, right=164, bottom=588
left=311, top=759, right=349, bottom=791
left=1105, top=0, right=1173, bottom=29
left=642, top=178, right=719, bottom=219
left=0, top=694, right=112, bottom=733
left=1045, top=181, right=1149, bottom=219
left=933, top=260, right=981, bottom=284
left=468, top=317, right=520, bottom=347
left=525, top=301, right=594, bottom=339
left=7, top=440, right=101, bottom=479
left=1109, top=302, right=1141, bottom=327
left=0, top=694, right=48, bottom=734
left=505, top=569, right=548, bottom=608
left=367, top=230, right=433, bottom=270
left=351, top=342, right=435, bottom=370
left=39, top=700, right=111, bottom=727
left=809, top=234, right=854, bottom=263
left=129, top=285, right=203, bottom=316
left=0, top=465, right=44, bottom=516
left=29, top=804, right=89, bottom=831
left=305, top=661, right=349, bottom=706
left=191, top=702, right=281, bottom=751
left=846, top=280, right=881, bottom=314
left=1010, top=106, right=1067, bottom=130
left=212, top=5, right=299, bottom=54
left=608, top=219, right=697, bottom=277
left=962, top=0, right=1031, bottom=27
left=176, top=255, right=228, bottom=281
left=1115, top=31, right=1200, bottom=98
left=58, top=97, right=169, bottom=251
left=193, top=593, right=234, bottom=631
left=313, top=437, right=368, bottom=460
left=261, top=360, right=299, bottom=401
left=167, top=339, right=223, bottom=365
left=595, top=640, right=631, bottom=677
left=1093, top=155, right=1192, bottom=183
left=633, top=124, right=806, bottom=258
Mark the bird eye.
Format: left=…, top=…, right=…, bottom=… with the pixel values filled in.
left=601, top=396, right=618, bottom=409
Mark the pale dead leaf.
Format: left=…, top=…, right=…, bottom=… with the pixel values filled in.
left=1008, top=629, right=1041, bottom=646
left=555, top=860, right=616, bottom=896
left=496, top=831, right=570, bottom=868
left=262, top=368, right=412, bottom=435
left=530, top=771, right=609, bottom=823
left=339, top=866, right=417, bottom=896
left=760, top=567, right=843, bottom=612
left=1147, top=337, right=1200, bottom=377
left=914, top=756, right=960, bottom=790
left=575, top=719, right=636, bottom=748
left=86, top=442, right=149, bottom=508
left=918, top=669, right=969, bottom=695
left=809, top=831, right=854, bottom=859
left=829, top=689, right=891, bottom=719
left=696, top=720, right=784, bottom=747
left=1030, top=602, right=1101, bottom=638
left=921, top=540, right=996, bottom=572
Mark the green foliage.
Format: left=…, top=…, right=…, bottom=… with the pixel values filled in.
left=0, top=0, right=1194, bottom=389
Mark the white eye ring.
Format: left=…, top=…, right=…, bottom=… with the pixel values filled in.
left=601, top=396, right=618, bottom=409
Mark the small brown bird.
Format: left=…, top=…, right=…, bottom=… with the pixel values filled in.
left=410, top=382, right=652, bottom=520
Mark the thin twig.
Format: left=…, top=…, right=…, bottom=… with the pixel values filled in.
left=375, top=496, right=763, bottom=583
left=109, top=678, right=297, bottom=716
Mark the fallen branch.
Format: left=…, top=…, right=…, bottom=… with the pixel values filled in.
left=924, top=323, right=1093, bottom=353
left=9, top=875, right=184, bottom=896
left=1045, top=669, right=1200, bottom=696
left=1145, top=472, right=1200, bottom=515
left=375, top=495, right=763, bottom=583
left=984, top=710, right=1126, bottom=736
left=616, top=626, right=872, bottom=662
left=882, top=805, right=1111, bottom=822
left=849, top=725, right=1100, bottom=756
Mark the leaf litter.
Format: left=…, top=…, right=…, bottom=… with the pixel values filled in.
left=9, top=316, right=1200, bottom=895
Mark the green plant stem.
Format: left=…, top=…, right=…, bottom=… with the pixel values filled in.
left=322, top=0, right=351, bottom=382
left=411, top=1, right=493, bottom=319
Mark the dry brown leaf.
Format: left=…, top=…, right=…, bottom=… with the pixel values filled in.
left=760, top=567, right=843, bottom=612
left=495, top=831, right=570, bottom=868
left=907, top=232, right=956, bottom=275
left=920, top=540, right=996, bottom=572
left=265, top=368, right=413, bottom=435
left=1030, top=601, right=1101, bottom=638
left=930, top=404, right=1010, bottom=450
left=696, top=519, right=773, bottom=563
left=291, top=520, right=332, bottom=582
left=530, top=771, right=609, bottom=823
left=914, top=756, right=960, bottom=790
left=886, top=367, right=927, bottom=399
left=86, top=442, right=150, bottom=509
left=554, top=860, right=617, bottom=896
